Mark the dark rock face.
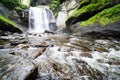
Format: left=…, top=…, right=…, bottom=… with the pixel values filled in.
left=8, top=9, right=29, bottom=31
left=0, top=3, right=29, bottom=32
left=68, top=22, right=120, bottom=39
left=31, top=0, right=51, bottom=6
left=0, top=22, right=22, bottom=33
left=0, top=3, right=9, bottom=17
left=0, top=3, right=22, bottom=33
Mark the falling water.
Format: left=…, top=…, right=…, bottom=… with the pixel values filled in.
left=29, top=7, right=56, bottom=33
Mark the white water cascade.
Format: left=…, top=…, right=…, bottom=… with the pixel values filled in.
left=29, top=7, right=56, bottom=33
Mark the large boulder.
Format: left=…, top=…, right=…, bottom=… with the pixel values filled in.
left=0, top=53, right=37, bottom=80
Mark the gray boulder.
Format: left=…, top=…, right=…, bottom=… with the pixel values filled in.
left=0, top=53, right=37, bottom=80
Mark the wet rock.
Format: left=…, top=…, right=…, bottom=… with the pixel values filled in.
left=107, top=61, right=120, bottom=65
left=0, top=54, right=37, bottom=80
left=10, top=41, right=21, bottom=46
left=0, top=45, right=4, bottom=49
left=10, top=40, right=28, bottom=46
left=44, top=30, right=55, bottom=34
left=0, top=30, right=12, bottom=36
left=9, top=52, right=15, bottom=55
left=94, top=47, right=109, bottom=52
left=70, top=42, right=92, bottom=52
left=14, top=47, right=46, bottom=59
left=31, top=47, right=46, bottom=58
left=97, top=59, right=104, bottom=63
left=0, top=38, right=9, bottom=49
left=80, top=52, right=93, bottom=58
left=0, top=49, right=14, bottom=54
left=72, top=59, right=106, bottom=79
left=34, top=42, right=49, bottom=48
left=48, top=34, right=70, bottom=45
left=16, top=44, right=28, bottom=49
left=81, top=30, right=120, bottom=40
left=59, top=46, right=73, bottom=52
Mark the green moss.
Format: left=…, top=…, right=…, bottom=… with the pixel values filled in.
left=80, top=4, right=120, bottom=26
left=0, top=14, right=16, bottom=27
left=68, top=0, right=113, bottom=18
left=49, top=0, right=61, bottom=17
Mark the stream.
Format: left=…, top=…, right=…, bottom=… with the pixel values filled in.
left=0, top=32, right=120, bottom=80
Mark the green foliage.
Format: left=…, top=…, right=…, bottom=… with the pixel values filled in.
left=49, top=0, right=61, bottom=17
left=80, top=4, right=120, bottom=26
left=0, top=14, right=16, bottom=27
left=0, top=0, right=19, bottom=9
left=0, top=0, right=29, bottom=10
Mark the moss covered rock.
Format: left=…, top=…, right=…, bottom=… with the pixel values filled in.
left=66, top=0, right=120, bottom=27
left=0, top=14, right=22, bottom=33
left=80, top=4, right=120, bottom=26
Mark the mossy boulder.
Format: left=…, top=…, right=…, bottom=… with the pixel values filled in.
left=66, top=0, right=120, bottom=27
left=80, top=4, right=120, bottom=26
left=0, top=14, right=22, bottom=33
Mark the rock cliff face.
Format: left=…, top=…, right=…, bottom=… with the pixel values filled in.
left=55, top=0, right=120, bottom=35
left=0, top=14, right=22, bottom=33
left=56, top=0, right=80, bottom=29
left=66, top=0, right=120, bottom=27
left=0, top=0, right=32, bottom=33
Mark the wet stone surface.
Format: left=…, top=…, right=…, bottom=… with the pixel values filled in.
left=0, top=33, right=120, bottom=80
left=0, top=53, right=37, bottom=80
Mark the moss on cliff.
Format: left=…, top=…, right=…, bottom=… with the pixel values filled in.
left=69, top=0, right=113, bottom=18
left=80, top=4, right=120, bottom=26
left=0, top=14, right=22, bottom=33
left=0, top=15, right=16, bottom=27
left=66, top=0, right=120, bottom=27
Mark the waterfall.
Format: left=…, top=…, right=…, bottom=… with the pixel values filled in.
left=29, top=7, right=56, bottom=33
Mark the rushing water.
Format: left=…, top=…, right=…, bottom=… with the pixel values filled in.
left=33, top=34, right=120, bottom=80
left=29, top=7, right=56, bottom=33
left=0, top=32, right=120, bottom=80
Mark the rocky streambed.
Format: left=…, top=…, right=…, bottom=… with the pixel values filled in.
left=0, top=32, right=120, bottom=80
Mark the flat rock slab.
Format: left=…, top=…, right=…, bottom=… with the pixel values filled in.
left=0, top=53, right=37, bottom=80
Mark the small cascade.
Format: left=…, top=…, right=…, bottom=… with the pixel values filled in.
left=29, top=7, right=56, bottom=33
